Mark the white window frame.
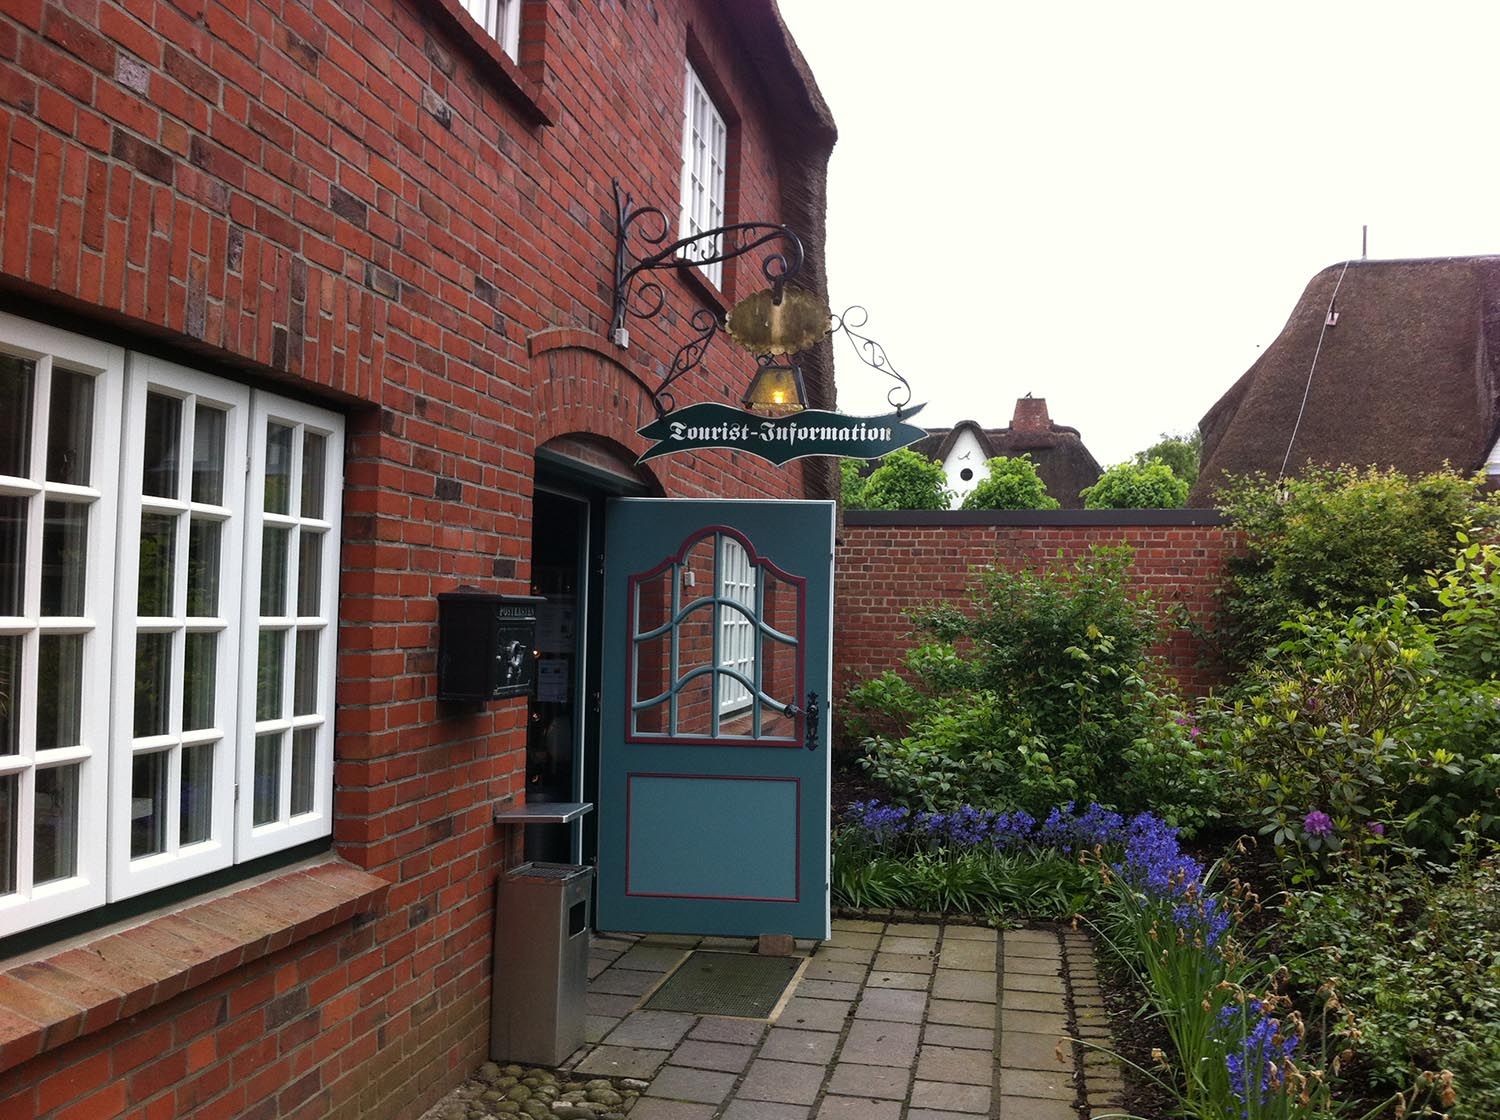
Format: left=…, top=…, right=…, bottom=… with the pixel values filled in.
left=237, top=395, right=343, bottom=860
left=109, top=356, right=249, bottom=900
left=460, top=0, right=521, bottom=60
left=0, top=314, right=122, bottom=937
left=0, top=313, right=345, bottom=936
left=717, top=536, right=756, bottom=715
left=679, top=60, right=729, bottom=289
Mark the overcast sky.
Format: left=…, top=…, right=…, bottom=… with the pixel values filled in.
left=776, top=1, right=1500, bottom=465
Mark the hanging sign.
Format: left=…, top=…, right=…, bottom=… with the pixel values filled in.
left=637, top=402, right=926, bottom=465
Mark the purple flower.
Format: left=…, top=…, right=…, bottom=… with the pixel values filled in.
left=1367, top=821, right=1386, bottom=837
left=1302, top=810, right=1333, bottom=837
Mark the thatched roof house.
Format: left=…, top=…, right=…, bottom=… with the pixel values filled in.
left=1193, top=255, right=1500, bottom=505
left=912, top=397, right=1103, bottom=508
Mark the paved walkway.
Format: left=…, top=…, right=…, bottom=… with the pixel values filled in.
left=564, top=918, right=1123, bottom=1120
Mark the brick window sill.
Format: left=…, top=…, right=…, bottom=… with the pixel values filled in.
left=0, top=856, right=387, bottom=1073
left=428, top=0, right=554, bottom=127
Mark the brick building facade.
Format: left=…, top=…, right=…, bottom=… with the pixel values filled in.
left=0, top=1, right=837, bottom=1117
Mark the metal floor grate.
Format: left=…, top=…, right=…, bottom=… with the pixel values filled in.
left=643, top=951, right=800, bottom=1018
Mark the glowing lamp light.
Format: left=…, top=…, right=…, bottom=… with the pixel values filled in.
left=741, top=361, right=807, bottom=413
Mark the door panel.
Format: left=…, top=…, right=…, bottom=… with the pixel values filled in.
left=597, top=499, right=833, bottom=938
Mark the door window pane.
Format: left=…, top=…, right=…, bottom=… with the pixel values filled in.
left=0, top=354, right=34, bottom=478
left=142, top=393, right=181, bottom=498
left=253, top=732, right=280, bottom=825
left=0, top=636, right=19, bottom=755
left=191, top=405, right=226, bottom=505
left=291, top=727, right=317, bottom=816
left=264, top=423, right=294, bottom=514
left=183, top=632, right=216, bottom=731
left=300, top=432, right=326, bottom=518
left=130, top=751, right=168, bottom=857
left=260, top=526, right=289, bottom=616
left=40, top=501, right=88, bottom=616
left=33, top=764, right=79, bottom=884
left=186, top=518, right=221, bottom=616
left=46, top=368, right=94, bottom=485
left=0, top=496, right=26, bottom=616
left=0, top=773, right=16, bottom=895
left=180, top=744, right=213, bottom=845
left=138, top=513, right=177, bottom=617
left=37, top=634, right=83, bottom=750
left=257, top=630, right=284, bottom=720
left=293, top=629, right=319, bottom=715
left=297, top=532, right=322, bottom=617
left=133, top=632, right=172, bottom=737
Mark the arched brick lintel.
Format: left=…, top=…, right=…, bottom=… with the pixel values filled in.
left=528, top=328, right=661, bottom=455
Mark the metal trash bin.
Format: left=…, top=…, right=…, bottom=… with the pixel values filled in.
left=491, top=861, right=593, bottom=1066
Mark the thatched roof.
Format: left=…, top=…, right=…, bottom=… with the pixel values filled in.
left=912, top=397, right=1103, bottom=508
left=1193, top=255, right=1500, bottom=505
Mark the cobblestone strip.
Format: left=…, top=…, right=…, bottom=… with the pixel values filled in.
left=1061, top=930, right=1126, bottom=1119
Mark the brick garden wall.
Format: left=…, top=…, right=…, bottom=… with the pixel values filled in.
left=834, top=511, right=1243, bottom=733
left=0, top=1, right=833, bottom=1118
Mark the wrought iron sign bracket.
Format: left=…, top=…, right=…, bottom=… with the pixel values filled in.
left=829, top=305, right=914, bottom=417
left=609, top=179, right=806, bottom=417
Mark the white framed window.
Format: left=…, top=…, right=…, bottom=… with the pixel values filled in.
left=679, top=60, right=729, bottom=289
left=238, top=396, right=342, bottom=859
left=717, top=537, right=755, bottom=714
left=0, top=316, right=123, bottom=936
left=460, top=0, right=521, bottom=60
left=0, top=313, right=344, bottom=937
left=109, top=358, right=250, bottom=899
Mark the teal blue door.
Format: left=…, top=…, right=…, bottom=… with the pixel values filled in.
left=596, top=499, right=834, bottom=939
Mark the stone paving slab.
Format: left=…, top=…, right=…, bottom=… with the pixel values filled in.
left=541, top=920, right=1117, bottom=1120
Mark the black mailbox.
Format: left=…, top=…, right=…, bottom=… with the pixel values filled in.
left=437, top=587, right=546, bottom=702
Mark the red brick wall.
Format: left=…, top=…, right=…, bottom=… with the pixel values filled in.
left=834, top=513, right=1244, bottom=728
left=0, top=0, right=831, bottom=1117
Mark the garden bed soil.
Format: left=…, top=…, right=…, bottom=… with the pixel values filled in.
left=1097, top=952, right=1178, bottom=1120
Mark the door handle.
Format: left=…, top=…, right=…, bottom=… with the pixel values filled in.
left=803, top=691, right=820, bottom=752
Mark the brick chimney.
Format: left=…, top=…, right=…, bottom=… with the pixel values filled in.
left=1011, top=395, right=1051, bottom=432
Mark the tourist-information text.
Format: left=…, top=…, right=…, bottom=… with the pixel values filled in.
left=637, top=402, right=926, bottom=465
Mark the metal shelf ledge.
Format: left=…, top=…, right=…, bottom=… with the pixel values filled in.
left=493, top=802, right=594, bottom=826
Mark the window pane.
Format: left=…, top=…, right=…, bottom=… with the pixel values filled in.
left=291, top=726, right=317, bottom=816
left=180, top=744, right=213, bottom=845
left=0, top=773, right=15, bottom=895
left=142, top=393, right=182, bottom=499
left=264, top=422, right=294, bottom=514
left=300, top=432, right=326, bottom=518
left=260, top=526, right=289, bottom=616
left=0, top=495, right=26, bottom=616
left=40, top=501, right=88, bottom=616
left=133, top=632, right=172, bottom=738
left=137, top=513, right=177, bottom=617
left=37, top=634, right=83, bottom=751
left=186, top=518, right=221, bottom=617
left=293, top=629, right=319, bottom=715
left=191, top=404, right=226, bottom=505
left=46, top=368, right=94, bottom=485
left=130, top=751, right=168, bottom=857
left=256, top=629, right=284, bottom=721
left=183, top=631, right=216, bottom=731
left=0, top=354, right=34, bottom=479
left=297, top=531, right=322, bottom=617
left=253, top=732, right=280, bottom=825
left=33, top=764, right=79, bottom=884
left=0, top=636, right=19, bottom=755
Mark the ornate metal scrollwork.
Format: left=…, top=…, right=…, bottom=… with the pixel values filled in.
left=829, top=305, right=914, bottom=416
left=610, top=179, right=806, bottom=416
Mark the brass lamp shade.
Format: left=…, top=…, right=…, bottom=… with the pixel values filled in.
left=741, top=362, right=807, bottom=412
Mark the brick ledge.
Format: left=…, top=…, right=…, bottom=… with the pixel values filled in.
left=0, top=855, right=387, bottom=1073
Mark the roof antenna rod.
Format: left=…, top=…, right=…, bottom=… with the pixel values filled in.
left=1362, top=224, right=1368, bottom=260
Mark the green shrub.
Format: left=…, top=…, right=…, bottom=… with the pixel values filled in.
left=851, top=447, right=950, bottom=510
left=1082, top=460, right=1190, bottom=509
left=847, top=547, right=1217, bottom=825
left=1134, top=430, right=1202, bottom=488
left=1213, top=466, right=1495, bottom=666
left=839, top=457, right=867, bottom=507
left=959, top=455, right=1059, bottom=510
